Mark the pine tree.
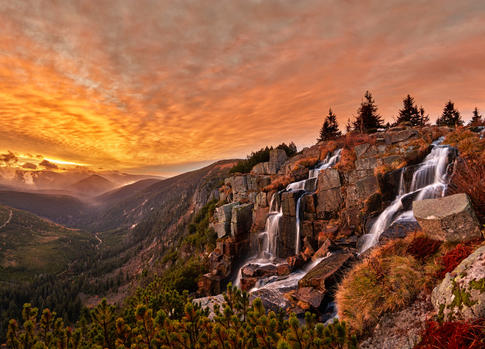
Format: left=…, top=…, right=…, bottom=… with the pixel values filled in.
left=396, top=94, right=419, bottom=126
left=417, top=106, right=430, bottom=126
left=469, top=107, right=483, bottom=126
left=352, top=91, right=384, bottom=133
left=436, top=100, right=464, bottom=127
left=318, top=108, right=342, bottom=141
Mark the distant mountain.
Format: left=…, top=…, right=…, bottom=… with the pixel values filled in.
left=68, top=174, right=115, bottom=197
left=96, top=178, right=162, bottom=206
left=0, top=191, right=91, bottom=227
left=0, top=205, right=97, bottom=282
left=0, top=167, right=162, bottom=194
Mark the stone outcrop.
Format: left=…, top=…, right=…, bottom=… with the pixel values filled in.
left=231, top=203, right=253, bottom=240
left=295, top=252, right=355, bottom=308
left=213, top=203, right=237, bottom=238
left=431, top=245, right=485, bottom=321
left=384, top=128, right=418, bottom=145
left=250, top=149, right=288, bottom=175
left=413, top=193, right=482, bottom=242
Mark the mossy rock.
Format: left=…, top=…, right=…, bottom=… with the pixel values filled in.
left=431, top=245, right=485, bottom=321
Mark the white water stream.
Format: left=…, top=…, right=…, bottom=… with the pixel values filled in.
left=359, top=138, right=451, bottom=253
left=234, top=149, right=341, bottom=289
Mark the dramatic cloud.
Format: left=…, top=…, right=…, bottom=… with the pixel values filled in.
left=39, top=159, right=58, bottom=170
left=0, top=151, right=18, bottom=165
left=21, top=162, right=37, bottom=170
left=0, top=1, right=484, bottom=175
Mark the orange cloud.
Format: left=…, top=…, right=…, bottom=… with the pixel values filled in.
left=0, top=1, right=484, bottom=175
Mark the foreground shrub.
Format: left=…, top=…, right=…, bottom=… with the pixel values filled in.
left=435, top=242, right=476, bottom=280
left=7, top=285, right=359, bottom=348
left=415, top=319, right=485, bottom=349
left=336, top=253, right=424, bottom=333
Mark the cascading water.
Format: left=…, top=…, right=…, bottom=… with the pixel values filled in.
left=359, top=138, right=451, bottom=253
left=234, top=149, right=342, bottom=288
left=287, top=149, right=342, bottom=255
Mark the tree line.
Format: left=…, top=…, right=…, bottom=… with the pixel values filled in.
left=318, top=91, right=483, bottom=141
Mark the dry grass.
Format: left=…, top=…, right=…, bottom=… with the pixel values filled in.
left=374, top=160, right=407, bottom=177
left=319, top=140, right=339, bottom=160
left=263, top=175, right=292, bottom=192
left=444, top=128, right=485, bottom=161
left=336, top=253, right=424, bottom=334
left=335, top=147, right=357, bottom=173
left=291, top=157, right=318, bottom=171
left=344, top=132, right=376, bottom=147
left=335, top=232, right=447, bottom=334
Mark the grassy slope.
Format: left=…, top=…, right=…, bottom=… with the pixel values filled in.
left=0, top=205, right=97, bottom=282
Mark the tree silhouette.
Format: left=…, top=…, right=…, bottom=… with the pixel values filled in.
left=469, top=107, right=483, bottom=126
left=436, top=101, right=463, bottom=127
left=318, top=108, right=342, bottom=141
left=352, top=91, right=383, bottom=133
left=396, top=94, right=419, bottom=125
left=417, top=106, right=430, bottom=126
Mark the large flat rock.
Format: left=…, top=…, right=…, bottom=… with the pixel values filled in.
left=413, top=193, right=482, bottom=242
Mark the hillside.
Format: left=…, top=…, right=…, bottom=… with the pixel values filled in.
left=0, top=191, right=91, bottom=227
left=67, top=174, right=115, bottom=197
left=0, top=205, right=97, bottom=282
left=95, top=178, right=161, bottom=207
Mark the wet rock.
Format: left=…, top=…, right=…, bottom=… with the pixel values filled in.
left=240, top=277, right=258, bottom=291
left=287, top=254, right=305, bottom=270
left=277, top=263, right=291, bottom=276
left=431, top=245, right=485, bottom=321
left=299, top=252, right=355, bottom=293
left=380, top=220, right=420, bottom=244
left=312, top=239, right=335, bottom=261
left=231, top=203, right=253, bottom=240
left=384, top=128, right=418, bottom=145
left=278, top=215, right=297, bottom=258
left=413, top=193, right=482, bottom=242
left=281, top=191, right=297, bottom=216
left=241, top=263, right=278, bottom=278
left=252, top=206, right=269, bottom=232
left=295, top=287, right=324, bottom=308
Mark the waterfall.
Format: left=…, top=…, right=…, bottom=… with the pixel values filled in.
left=234, top=148, right=341, bottom=287
left=358, top=139, right=451, bottom=253
left=288, top=149, right=342, bottom=255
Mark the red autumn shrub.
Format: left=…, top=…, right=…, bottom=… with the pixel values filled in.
left=406, top=236, right=442, bottom=261
left=435, top=243, right=474, bottom=279
left=415, top=319, right=485, bottom=349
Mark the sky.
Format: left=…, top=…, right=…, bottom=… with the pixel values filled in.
left=1, top=0, right=485, bottom=176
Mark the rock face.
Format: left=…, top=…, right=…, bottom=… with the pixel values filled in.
left=213, top=203, right=237, bottom=238
left=384, top=128, right=418, bottom=145
left=413, top=194, right=482, bottom=242
left=431, top=245, right=485, bottom=321
left=231, top=203, right=253, bottom=240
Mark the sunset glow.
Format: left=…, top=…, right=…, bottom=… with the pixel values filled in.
left=1, top=1, right=485, bottom=175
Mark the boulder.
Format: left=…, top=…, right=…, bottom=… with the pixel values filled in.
left=295, top=287, right=324, bottom=308
left=384, top=129, right=418, bottom=145
left=413, top=194, right=482, bottom=242
left=298, top=252, right=355, bottom=292
left=231, top=203, right=254, bottom=240
left=213, top=203, right=237, bottom=238
left=431, top=245, right=485, bottom=321
left=277, top=263, right=291, bottom=276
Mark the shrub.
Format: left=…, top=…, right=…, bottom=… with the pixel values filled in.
left=335, top=147, right=357, bottom=173
left=336, top=252, right=424, bottom=333
left=406, top=236, right=442, bottom=261
left=415, top=319, right=485, bottom=349
left=444, top=128, right=485, bottom=161
left=292, top=157, right=318, bottom=171
left=435, top=243, right=475, bottom=279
